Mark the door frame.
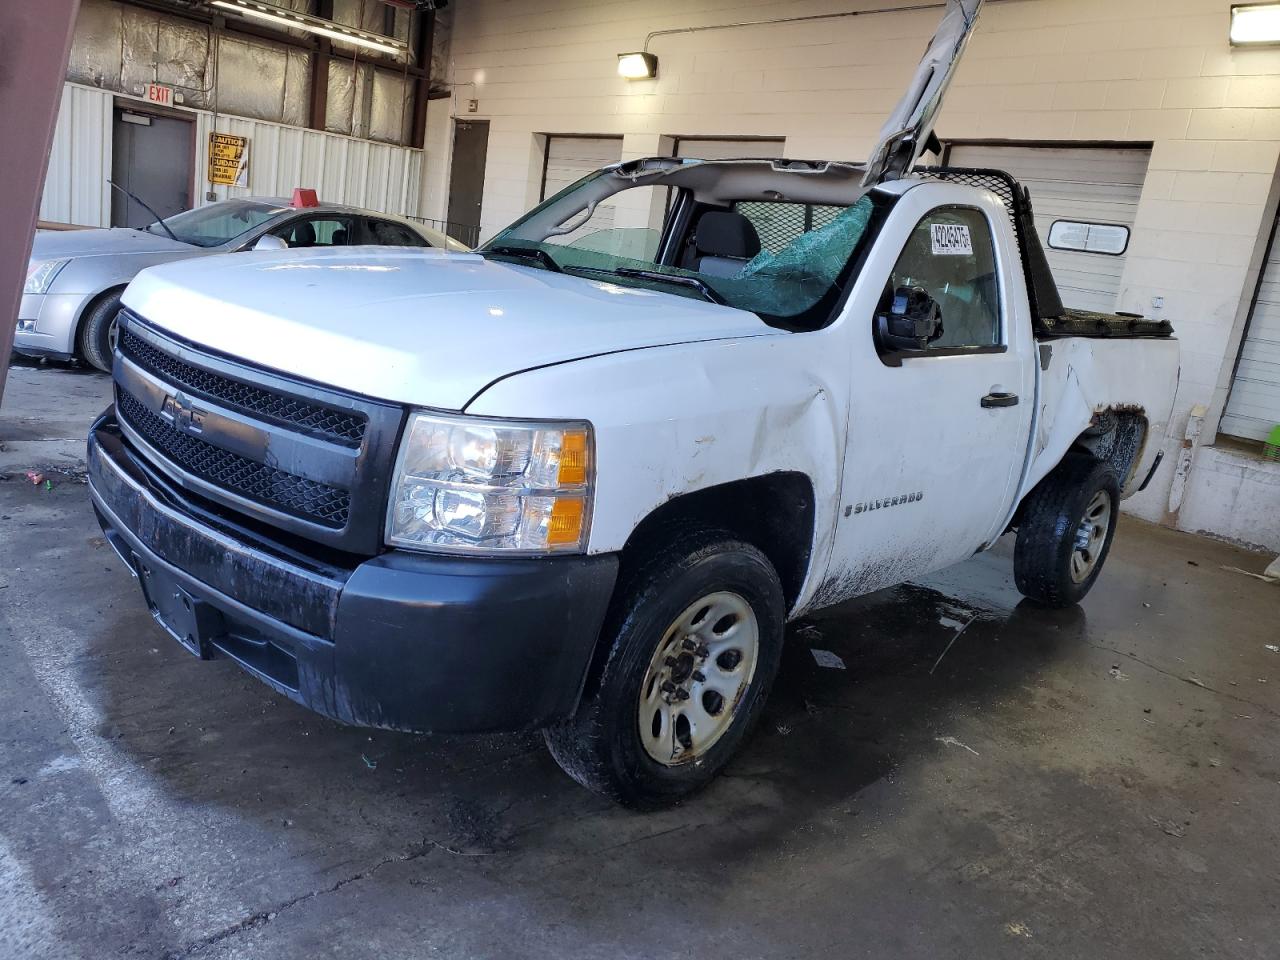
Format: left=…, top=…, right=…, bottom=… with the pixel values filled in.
left=447, top=118, right=490, bottom=245
left=537, top=132, right=621, bottom=202
left=110, top=98, right=197, bottom=225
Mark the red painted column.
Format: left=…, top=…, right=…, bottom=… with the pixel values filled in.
left=0, top=0, right=80, bottom=404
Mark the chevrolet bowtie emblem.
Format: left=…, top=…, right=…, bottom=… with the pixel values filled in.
left=159, top=391, right=205, bottom=435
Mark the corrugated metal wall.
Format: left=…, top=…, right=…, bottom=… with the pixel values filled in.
left=194, top=107, right=421, bottom=213
left=67, top=0, right=416, bottom=144
left=40, top=84, right=113, bottom=227
left=42, top=83, right=421, bottom=227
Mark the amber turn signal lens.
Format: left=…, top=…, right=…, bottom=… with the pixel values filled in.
left=547, top=497, right=585, bottom=545
left=557, top=430, right=589, bottom=486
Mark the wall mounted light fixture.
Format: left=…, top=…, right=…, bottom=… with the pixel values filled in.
left=1231, top=3, right=1280, bottom=45
left=617, top=52, right=658, bottom=79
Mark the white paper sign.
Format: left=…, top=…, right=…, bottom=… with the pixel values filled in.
left=931, top=223, right=973, bottom=256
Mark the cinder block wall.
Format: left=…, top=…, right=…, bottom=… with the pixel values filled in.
left=426, top=0, right=1280, bottom=547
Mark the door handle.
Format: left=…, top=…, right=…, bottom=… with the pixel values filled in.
left=981, top=392, right=1019, bottom=408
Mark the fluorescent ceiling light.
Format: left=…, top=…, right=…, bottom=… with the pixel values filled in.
left=210, top=0, right=408, bottom=57
left=617, top=52, right=658, bottom=79
left=1231, top=3, right=1280, bottom=45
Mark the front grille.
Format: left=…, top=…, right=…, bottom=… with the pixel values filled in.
left=119, top=326, right=366, bottom=447
left=117, top=390, right=351, bottom=528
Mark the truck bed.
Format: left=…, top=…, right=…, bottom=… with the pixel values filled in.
left=1037, top=309, right=1174, bottom=340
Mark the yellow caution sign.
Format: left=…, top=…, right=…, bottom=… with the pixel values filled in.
left=208, top=133, right=249, bottom=187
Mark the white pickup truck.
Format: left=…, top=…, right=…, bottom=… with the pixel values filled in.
left=86, top=0, right=1178, bottom=805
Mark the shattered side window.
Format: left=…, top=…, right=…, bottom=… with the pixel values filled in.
left=735, top=201, right=847, bottom=254
left=715, top=198, right=875, bottom=317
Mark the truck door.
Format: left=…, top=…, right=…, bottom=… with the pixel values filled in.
left=823, top=184, right=1035, bottom=601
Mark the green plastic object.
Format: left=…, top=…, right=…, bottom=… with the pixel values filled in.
left=1266, top=424, right=1280, bottom=462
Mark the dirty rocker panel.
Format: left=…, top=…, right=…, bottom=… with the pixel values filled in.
left=89, top=414, right=621, bottom=733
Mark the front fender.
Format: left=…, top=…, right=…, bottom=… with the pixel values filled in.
left=464, top=333, right=847, bottom=610
left=51, top=250, right=200, bottom=299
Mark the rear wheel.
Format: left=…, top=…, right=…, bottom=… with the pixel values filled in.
left=1014, top=456, right=1120, bottom=608
left=544, top=528, right=784, bottom=807
left=78, top=288, right=124, bottom=373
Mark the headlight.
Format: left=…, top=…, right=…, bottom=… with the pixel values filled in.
left=23, top=259, right=69, bottom=295
left=386, top=411, right=593, bottom=554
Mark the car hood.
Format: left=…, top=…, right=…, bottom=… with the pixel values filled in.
left=32, top=227, right=197, bottom=259
left=121, top=247, right=779, bottom=410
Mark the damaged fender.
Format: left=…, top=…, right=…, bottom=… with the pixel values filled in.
left=464, top=332, right=848, bottom=614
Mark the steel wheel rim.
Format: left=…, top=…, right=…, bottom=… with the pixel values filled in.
left=1071, top=489, right=1112, bottom=583
left=637, top=591, right=759, bottom=766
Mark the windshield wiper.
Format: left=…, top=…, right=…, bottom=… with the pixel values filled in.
left=570, top=265, right=726, bottom=305
left=483, top=244, right=563, bottom=273
left=108, top=179, right=182, bottom=243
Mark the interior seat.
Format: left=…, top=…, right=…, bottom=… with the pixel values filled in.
left=690, top=211, right=762, bottom=278
left=290, top=222, right=316, bottom=248
left=331, top=227, right=348, bottom=246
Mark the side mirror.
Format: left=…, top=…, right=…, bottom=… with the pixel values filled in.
left=875, top=285, right=943, bottom=352
left=253, top=234, right=289, bottom=251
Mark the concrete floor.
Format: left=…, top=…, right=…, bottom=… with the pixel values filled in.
left=3, top=358, right=1279, bottom=960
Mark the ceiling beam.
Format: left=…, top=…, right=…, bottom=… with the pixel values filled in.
left=114, top=0, right=425, bottom=77
left=409, top=7, right=434, bottom=148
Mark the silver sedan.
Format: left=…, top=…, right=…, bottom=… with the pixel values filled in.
left=16, top=198, right=469, bottom=371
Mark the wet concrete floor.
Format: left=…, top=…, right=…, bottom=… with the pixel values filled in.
left=2, top=360, right=1279, bottom=959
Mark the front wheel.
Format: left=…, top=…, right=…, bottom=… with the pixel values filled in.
left=544, top=529, right=785, bottom=807
left=1014, top=456, right=1121, bottom=608
left=78, top=288, right=124, bottom=373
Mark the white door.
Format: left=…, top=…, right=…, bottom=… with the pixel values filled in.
left=1221, top=228, right=1280, bottom=442
left=947, top=144, right=1151, bottom=313
left=822, top=185, right=1036, bottom=603
left=541, top=136, right=623, bottom=200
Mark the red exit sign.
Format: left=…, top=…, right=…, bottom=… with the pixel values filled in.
left=144, top=83, right=173, bottom=107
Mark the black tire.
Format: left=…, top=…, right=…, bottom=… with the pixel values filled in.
left=544, top=527, right=785, bottom=808
left=78, top=288, right=124, bottom=373
left=1014, top=455, right=1121, bottom=608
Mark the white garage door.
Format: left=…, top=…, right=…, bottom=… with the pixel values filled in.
left=947, top=144, right=1152, bottom=314
left=1221, top=235, right=1280, bottom=442
left=541, top=136, right=623, bottom=201
left=674, top=137, right=785, bottom=161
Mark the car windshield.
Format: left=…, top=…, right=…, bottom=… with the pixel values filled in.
left=144, top=199, right=288, bottom=248
left=478, top=163, right=882, bottom=327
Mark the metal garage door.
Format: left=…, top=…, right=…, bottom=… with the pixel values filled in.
left=1221, top=234, right=1280, bottom=442
left=674, top=137, right=785, bottom=161
left=540, top=136, right=623, bottom=201
left=947, top=144, right=1152, bottom=313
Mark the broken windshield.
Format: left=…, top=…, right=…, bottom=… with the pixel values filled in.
left=479, top=166, right=882, bottom=328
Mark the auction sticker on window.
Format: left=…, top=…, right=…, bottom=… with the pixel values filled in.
left=931, top=223, right=973, bottom=256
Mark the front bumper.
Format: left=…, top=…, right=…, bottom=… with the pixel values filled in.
left=13, top=293, right=82, bottom=359
left=88, top=413, right=619, bottom=733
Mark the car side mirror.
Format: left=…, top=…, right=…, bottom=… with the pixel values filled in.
left=253, top=234, right=289, bottom=251
left=875, top=285, right=943, bottom=352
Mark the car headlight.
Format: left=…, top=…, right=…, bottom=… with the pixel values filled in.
left=386, top=411, right=593, bottom=555
left=23, top=259, right=70, bottom=295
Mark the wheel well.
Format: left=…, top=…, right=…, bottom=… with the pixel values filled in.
left=75, top=285, right=127, bottom=341
left=1010, top=409, right=1148, bottom=533
left=1070, top=408, right=1149, bottom=488
left=619, top=473, right=816, bottom=610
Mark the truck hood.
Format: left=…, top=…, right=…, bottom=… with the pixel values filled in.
left=33, top=227, right=197, bottom=259
left=122, top=247, right=778, bottom=410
